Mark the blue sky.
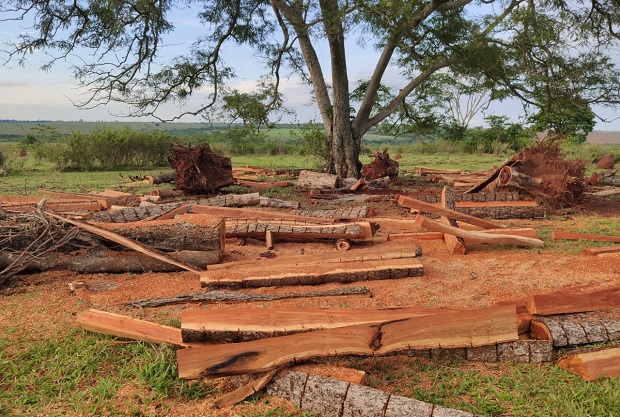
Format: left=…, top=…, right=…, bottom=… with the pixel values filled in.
left=1, top=4, right=620, bottom=131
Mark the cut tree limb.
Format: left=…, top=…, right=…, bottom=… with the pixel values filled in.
left=176, top=305, right=517, bottom=378
left=558, top=347, right=620, bottom=381
left=124, top=286, right=371, bottom=309
left=45, top=212, right=201, bottom=274
left=397, top=195, right=505, bottom=229
left=526, top=284, right=620, bottom=315
left=413, top=215, right=544, bottom=247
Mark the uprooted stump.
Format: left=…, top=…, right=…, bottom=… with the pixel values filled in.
left=362, top=149, right=399, bottom=180
left=168, top=143, right=234, bottom=194
left=494, top=142, right=586, bottom=207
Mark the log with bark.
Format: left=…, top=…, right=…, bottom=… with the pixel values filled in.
left=89, top=203, right=184, bottom=223
left=92, top=215, right=225, bottom=252
left=453, top=201, right=546, bottom=220
left=192, top=192, right=260, bottom=207
left=124, top=286, right=371, bottom=309
left=176, top=305, right=518, bottom=378
left=188, top=205, right=333, bottom=223
left=181, top=306, right=464, bottom=343
left=224, top=219, right=375, bottom=241
left=291, top=205, right=374, bottom=220
left=465, top=152, right=525, bottom=193
left=297, top=170, right=340, bottom=189
left=558, top=347, right=620, bottom=381
left=168, top=143, right=235, bottom=193
left=148, top=172, right=176, bottom=185
left=531, top=310, right=620, bottom=347
left=259, top=197, right=300, bottom=209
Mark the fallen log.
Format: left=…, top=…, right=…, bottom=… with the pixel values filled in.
left=551, top=230, right=620, bottom=243
left=558, top=347, right=620, bottom=381
left=38, top=189, right=111, bottom=210
left=200, top=257, right=424, bottom=289
left=124, top=286, right=371, bottom=309
left=259, top=197, right=300, bottom=209
left=453, top=202, right=546, bottom=220
left=181, top=306, right=463, bottom=343
left=297, top=170, right=340, bottom=189
left=526, top=285, right=620, bottom=316
left=598, top=174, right=620, bottom=187
left=497, top=165, right=542, bottom=189
left=0, top=249, right=220, bottom=274
left=583, top=245, right=620, bottom=256
left=194, top=192, right=260, bottom=207
left=45, top=212, right=201, bottom=273
left=397, top=194, right=505, bottom=229
left=465, top=153, right=524, bottom=193
left=188, top=205, right=334, bottom=223
left=95, top=189, right=141, bottom=207
left=531, top=310, right=620, bottom=347
left=291, top=205, right=373, bottom=220
left=413, top=215, right=544, bottom=247
left=176, top=305, right=518, bottom=378
left=89, top=203, right=183, bottom=223
left=225, top=219, right=374, bottom=241
left=92, top=216, right=225, bottom=252
left=148, top=172, right=176, bottom=185
left=77, top=309, right=197, bottom=347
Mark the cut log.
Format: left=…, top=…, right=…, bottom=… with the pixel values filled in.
left=189, top=205, right=334, bottom=223
left=200, top=257, right=424, bottom=289
left=150, top=188, right=182, bottom=199
left=531, top=310, right=620, bottom=347
left=413, top=215, right=544, bottom=247
left=497, top=166, right=543, bottom=189
left=452, top=202, right=546, bottom=220
left=225, top=219, right=374, bottom=241
left=194, top=192, right=260, bottom=207
left=583, top=245, right=620, bottom=256
left=76, top=309, right=197, bottom=347
left=181, top=306, right=464, bottom=343
left=259, top=197, right=300, bottom=209
left=297, top=170, right=340, bottom=189
left=176, top=305, right=518, bottom=378
left=95, top=189, right=141, bottom=207
left=465, top=152, right=525, bottom=193
left=526, top=285, right=620, bottom=316
left=125, top=286, right=371, bottom=309
left=92, top=216, right=225, bottom=252
left=440, top=186, right=467, bottom=255
left=144, top=204, right=188, bottom=221
left=598, top=175, right=620, bottom=186
left=558, top=347, right=620, bottom=381
left=397, top=194, right=505, bottom=229
left=89, top=203, right=183, bottom=223
left=0, top=249, right=220, bottom=274
left=45, top=212, right=201, bottom=273
left=168, top=143, right=234, bottom=193
left=553, top=230, right=619, bottom=243
left=148, top=172, right=176, bottom=185
left=291, top=205, right=373, bottom=220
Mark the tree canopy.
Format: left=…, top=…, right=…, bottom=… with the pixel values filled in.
left=2, top=0, right=620, bottom=177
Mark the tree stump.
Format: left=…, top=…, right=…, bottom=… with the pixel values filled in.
left=168, top=143, right=234, bottom=193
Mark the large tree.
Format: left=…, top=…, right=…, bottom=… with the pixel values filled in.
left=2, top=0, right=620, bottom=177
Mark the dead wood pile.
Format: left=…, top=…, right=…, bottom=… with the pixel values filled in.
left=168, top=143, right=235, bottom=194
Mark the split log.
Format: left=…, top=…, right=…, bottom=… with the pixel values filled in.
left=200, top=257, right=424, bottom=289
left=181, top=306, right=464, bottom=343
left=266, top=371, right=478, bottom=417
left=176, top=305, right=518, bottom=378
left=397, top=194, right=505, bottom=229
left=214, top=369, right=279, bottom=409
left=194, top=192, right=260, bottom=207
left=297, top=170, right=340, bottom=189
left=1, top=197, right=102, bottom=213
left=259, top=197, right=300, bottom=209
left=291, top=205, right=373, bottom=220
left=95, top=190, right=141, bottom=207
left=92, top=216, right=225, bottom=252
left=558, top=347, right=620, bottom=381
left=168, top=143, right=234, bottom=193
left=531, top=310, right=620, bottom=347
left=38, top=189, right=111, bottom=210
left=77, top=309, right=197, bottom=347
left=583, top=245, right=620, bottom=256
left=387, top=228, right=539, bottom=244
left=440, top=186, right=467, bottom=255
left=413, top=215, right=544, bottom=247
left=526, top=285, right=620, bottom=316
left=89, top=203, right=183, bottom=223
left=148, top=172, right=176, bottom=185
left=45, top=212, right=201, bottom=273
left=225, top=219, right=374, bottom=241
left=550, top=231, right=620, bottom=243
left=189, top=205, right=333, bottom=223
left=0, top=249, right=220, bottom=273
left=125, top=286, right=371, bottom=309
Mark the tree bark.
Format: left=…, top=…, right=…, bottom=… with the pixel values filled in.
left=531, top=310, right=620, bottom=347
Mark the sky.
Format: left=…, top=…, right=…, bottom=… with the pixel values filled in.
left=1, top=4, right=620, bottom=131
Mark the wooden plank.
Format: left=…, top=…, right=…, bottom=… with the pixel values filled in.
left=181, top=306, right=464, bottom=343
left=38, top=189, right=111, bottom=210
left=189, top=205, right=335, bottom=223
left=552, top=231, right=620, bottom=243
left=200, top=257, right=424, bottom=288
left=387, top=231, right=444, bottom=241
left=76, top=309, right=196, bottom=347
left=527, top=285, right=620, bottom=315
left=583, top=245, right=620, bottom=256
left=177, top=305, right=518, bottom=378
left=558, top=347, right=620, bottom=381
left=396, top=194, right=505, bottom=229
left=413, top=215, right=544, bottom=247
